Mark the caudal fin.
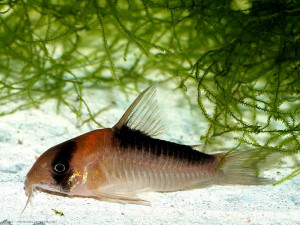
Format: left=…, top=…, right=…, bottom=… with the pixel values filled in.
left=215, top=151, right=274, bottom=185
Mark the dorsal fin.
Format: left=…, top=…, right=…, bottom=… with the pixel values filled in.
left=113, top=84, right=163, bottom=137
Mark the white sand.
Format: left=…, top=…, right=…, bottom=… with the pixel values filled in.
left=0, top=84, right=299, bottom=225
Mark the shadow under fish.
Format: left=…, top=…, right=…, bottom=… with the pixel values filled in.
left=23, top=84, right=273, bottom=212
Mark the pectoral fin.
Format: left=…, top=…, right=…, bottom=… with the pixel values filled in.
left=92, top=192, right=151, bottom=205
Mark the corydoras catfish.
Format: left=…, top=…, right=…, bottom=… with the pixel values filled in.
left=23, top=85, right=272, bottom=210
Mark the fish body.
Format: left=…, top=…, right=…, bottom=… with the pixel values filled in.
left=24, top=85, right=272, bottom=206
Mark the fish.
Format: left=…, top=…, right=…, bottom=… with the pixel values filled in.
left=23, top=84, right=273, bottom=210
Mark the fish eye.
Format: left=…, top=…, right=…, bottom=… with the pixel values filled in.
left=53, top=163, right=67, bottom=174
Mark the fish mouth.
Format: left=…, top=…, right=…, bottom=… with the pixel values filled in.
left=22, top=178, right=34, bottom=214
left=24, top=176, right=34, bottom=197
left=22, top=179, right=57, bottom=213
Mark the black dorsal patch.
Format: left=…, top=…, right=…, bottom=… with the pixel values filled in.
left=51, top=140, right=77, bottom=191
left=113, top=125, right=215, bottom=164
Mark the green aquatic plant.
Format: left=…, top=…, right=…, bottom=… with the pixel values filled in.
left=0, top=0, right=299, bottom=182
left=52, top=208, right=64, bottom=216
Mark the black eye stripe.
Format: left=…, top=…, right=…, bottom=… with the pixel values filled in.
left=51, top=140, right=77, bottom=186
left=53, top=141, right=77, bottom=162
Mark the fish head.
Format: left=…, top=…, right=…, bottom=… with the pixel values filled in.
left=24, top=129, right=113, bottom=200
left=24, top=139, right=79, bottom=197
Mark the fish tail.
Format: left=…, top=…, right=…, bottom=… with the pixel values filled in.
left=215, top=150, right=274, bottom=185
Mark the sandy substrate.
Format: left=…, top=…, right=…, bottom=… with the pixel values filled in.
left=0, top=84, right=299, bottom=225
